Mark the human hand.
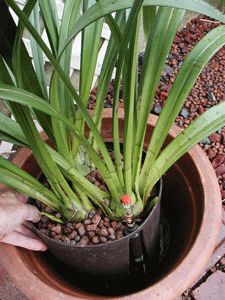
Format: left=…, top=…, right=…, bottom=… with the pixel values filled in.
left=0, top=189, right=47, bottom=251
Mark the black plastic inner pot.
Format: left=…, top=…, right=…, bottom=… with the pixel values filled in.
left=29, top=142, right=162, bottom=291
left=18, top=147, right=204, bottom=297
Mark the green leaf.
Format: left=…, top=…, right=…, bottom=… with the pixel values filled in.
left=73, top=0, right=104, bottom=157
left=0, top=84, right=121, bottom=202
left=142, top=6, right=157, bottom=40
left=132, top=8, right=184, bottom=187
left=105, top=14, right=122, bottom=45
left=30, top=3, right=48, bottom=100
left=140, top=25, right=225, bottom=194
left=59, top=0, right=225, bottom=55
left=38, top=0, right=59, bottom=56
left=11, top=0, right=54, bottom=139
left=47, top=146, right=109, bottom=199
left=6, top=0, right=122, bottom=195
left=0, top=111, right=28, bottom=146
left=113, top=0, right=144, bottom=189
left=48, top=2, right=82, bottom=161
left=90, top=11, right=125, bottom=142
left=40, top=212, right=64, bottom=223
left=123, top=10, right=141, bottom=195
left=57, top=0, right=81, bottom=123
left=144, top=101, right=225, bottom=200
left=49, top=73, right=72, bottom=161
left=0, top=157, right=61, bottom=209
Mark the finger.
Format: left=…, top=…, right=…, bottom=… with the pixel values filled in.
left=0, top=203, right=41, bottom=236
left=15, top=224, right=38, bottom=239
left=0, top=190, right=27, bottom=204
left=0, top=231, right=47, bottom=251
left=15, top=192, right=28, bottom=203
left=25, top=204, right=41, bottom=223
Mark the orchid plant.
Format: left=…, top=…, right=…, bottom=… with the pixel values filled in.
left=0, top=0, right=225, bottom=223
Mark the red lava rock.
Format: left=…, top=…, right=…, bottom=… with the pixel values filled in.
left=100, top=236, right=107, bottom=243
left=215, top=165, right=225, bottom=176
left=51, top=224, right=62, bottom=234
left=108, top=228, right=115, bottom=235
left=75, top=222, right=83, bottom=229
left=99, top=228, right=108, bottom=237
left=117, top=222, right=123, bottom=230
left=63, top=227, right=72, bottom=234
left=98, top=220, right=104, bottom=228
left=221, top=133, right=225, bottom=145
left=207, top=148, right=217, bottom=160
left=63, top=237, right=70, bottom=245
left=212, top=154, right=225, bottom=168
left=68, top=231, right=77, bottom=239
left=86, top=224, right=97, bottom=232
left=116, top=231, right=124, bottom=239
left=83, top=219, right=92, bottom=225
left=159, top=91, right=168, bottom=100
left=75, top=235, right=80, bottom=242
left=92, top=236, right=100, bottom=244
left=109, top=234, right=116, bottom=240
left=79, top=236, right=89, bottom=246
left=209, top=133, right=222, bottom=143
left=92, top=214, right=101, bottom=224
left=197, top=106, right=205, bottom=114
left=111, top=221, right=117, bottom=230
left=87, top=231, right=95, bottom=238
left=78, top=226, right=86, bottom=236
left=221, top=190, right=225, bottom=199
left=104, top=221, right=110, bottom=228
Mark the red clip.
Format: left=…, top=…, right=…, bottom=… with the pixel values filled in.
left=121, top=194, right=131, bottom=206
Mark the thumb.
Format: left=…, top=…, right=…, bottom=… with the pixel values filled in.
left=24, top=204, right=41, bottom=223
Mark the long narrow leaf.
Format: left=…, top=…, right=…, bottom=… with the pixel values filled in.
left=113, top=0, right=144, bottom=189
left=59, top=0, right=225, bottom=55
left=30, top=3, right=48, bottom=100
left=123, top=12, right=141, bottom=195
left=144, top=101, right=225, bottom=200
left=140, top=25, right=225, bottom=193
left=0, top=84, right=121, bottom=203
left=0, top=157, right=61, bottom=209
left=0, top=111, right=28, bottom=146
left=38, top=0, right=59, bottom=56
left=73, top=0, right=104, bottom=157
left=142, top=6, right=156, bottom=40
left=6, top=0, right=122, bottom=194
left=132, top=8, right=184, bottom=187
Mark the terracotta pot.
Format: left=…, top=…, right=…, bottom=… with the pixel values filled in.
left=0, top=109, right=222, bottom=299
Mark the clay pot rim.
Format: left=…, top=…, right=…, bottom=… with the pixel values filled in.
left=0, top=109, right=222, bottom=300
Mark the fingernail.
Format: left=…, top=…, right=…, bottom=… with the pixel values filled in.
left=41, top=246, right=48, bottom=251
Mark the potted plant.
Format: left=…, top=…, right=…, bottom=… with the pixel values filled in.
left=0, top=0, right=225, bottom=298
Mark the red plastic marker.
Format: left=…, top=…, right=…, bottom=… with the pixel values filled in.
left=121, top=194, right=131, bottom=206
